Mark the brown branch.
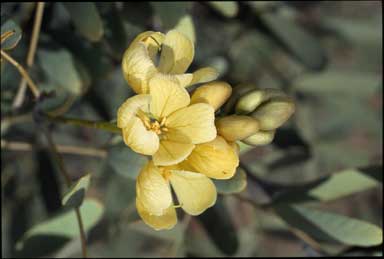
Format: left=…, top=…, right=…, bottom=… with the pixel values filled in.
left=13, top=2, right=45, bottom=108
left=1, top=140, right=107, bottom=158
left=1, top=50, right=40, bottom=98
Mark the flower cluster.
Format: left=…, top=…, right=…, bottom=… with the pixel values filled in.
left=117, top=30, right=294, bottom=230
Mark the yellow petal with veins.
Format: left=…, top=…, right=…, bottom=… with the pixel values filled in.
left=153, top=140, right=195, bottom=166
left=191, top=81, right=232, bottom=111
left=149, top=74, right=190, bottom=119
left=136, top=198, right=177, bottom=231
left=122, top=42, right=158, bottom=94
left=136, top=161, right=173, bottom=216
left=180, top=136, right=239, bottom=179
left=122, top=117, right=159, bottom=155
left=117, top=94, right=151, bottom=128
left=158, top=30, right=194, bottom=74
left=166, top=103, right=216, bottom=144
left=168, top=170, right=217, bottom=215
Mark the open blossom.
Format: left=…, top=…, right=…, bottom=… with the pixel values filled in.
left=134, top=81, right=244, bottom=230
left=117, top=74, right=216, bottom=166
left=136, top=161, right=217, bottom=230
left=122, top=30, right=218, bottom=94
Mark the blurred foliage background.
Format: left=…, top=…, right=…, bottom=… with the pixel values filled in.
left=1, top=1, right=382, bottom=258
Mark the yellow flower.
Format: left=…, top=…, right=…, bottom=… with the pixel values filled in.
left=134, top=81, right=242, bottom=230
left=175, top=81, right=240, bottom=180
left=117, top=74, right=217, bottom=166
left=122, top=30, right=219, bottom=94
left=136, top=161, right=217, bottom=230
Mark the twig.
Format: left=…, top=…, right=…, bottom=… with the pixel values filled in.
left=45, top=113, right=121, bottom=133
left=1, top=139, right=107, bottom=158
left=13, top=2, right=45, bottom=108
left=1, top=49, right=40, bottom=98
left=42, top=128, right=87, bottom=258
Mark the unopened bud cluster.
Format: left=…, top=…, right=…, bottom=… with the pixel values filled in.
left=220, top=84, right=295, bottom=146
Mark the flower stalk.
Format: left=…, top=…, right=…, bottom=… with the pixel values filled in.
left=45, top=114, right=121, bottom=133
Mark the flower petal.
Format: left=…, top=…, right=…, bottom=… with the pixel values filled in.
left=117, top=94, right=151, bottom=128
left=153, top=140, right=195, bottom=166
left=122, top=117, right=159, bottom=155
left=180, top=136, right=239, bottom=179
left=136, top=161, right=173, bottom=216
left=166, top=103, right=216, bottom=144
left=136, top=198, right=177, bottom=231
left=173, top=73, right=194, bottom=88
left=169, top=170, right=217, bottom=215
left=158, top=30, right=194, bottom=74
left=190, top=67, right=219, bottom=86
left=149, top=74, right=190, bottom=119
left=191, top=81, right=232, bottom=111
left=122, top=42, right=158, bottom=94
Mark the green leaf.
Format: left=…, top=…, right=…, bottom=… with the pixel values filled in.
left=260, top=10, right=326, bottom=70
left=107, top=144, right=147, bottom=180
left=36, top=84, right=78, bottom=116
left=38, top=49, right=84, bottom=95
left=1, top=19, right=22, bottom=50
left=151, top=2, right=191, bottom=30
left=16, top=199, right=104, bottom=252
left=174, top=15, right=196, bottom=43
left=62, top=3, right=104, bottom=42
left=271, top=166, right=382, bottom=204
left=208, top=2, right=239, bottom=18
left=213, top=168, right=247, bottom=194
left=103, top=5, right=128, bottom=59
left=275, top=205, right=383, bottom=247
left=294, top=71, right=380, bottom=97
left=62, top=174, right=91, bottom=208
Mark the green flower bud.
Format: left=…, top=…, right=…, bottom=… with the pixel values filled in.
left=223, top=83, right=256, bottom=114
left=235, top=88, right=286, bottom=115
left=241, top=130, right=275, bottom=146
left=251, top=96, right=295, bottom=131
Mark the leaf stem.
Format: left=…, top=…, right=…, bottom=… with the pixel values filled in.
left=45, top=113, right=121, bottom=133
left=13, top=2, right=45, bottom=108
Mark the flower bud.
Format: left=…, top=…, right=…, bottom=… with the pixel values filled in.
left=251, top=96, right=295, bottom=131
left=191, top=81, right=232, bottom=111
left=235, top=88, right=286, bottom=115
left=223, top=83, right=256, bottom=114
left=241, top=130, right=275, bottom=146
left=215, top=115, right=259, bottom=141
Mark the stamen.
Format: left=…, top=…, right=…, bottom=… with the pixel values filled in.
left=160, top=117, right=167, bottom=126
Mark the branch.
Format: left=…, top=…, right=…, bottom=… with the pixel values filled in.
left=44, top=113, right=121, bottom=133
left=1, top=49, right=40, bottom=98
left=13, top=2, right=45, bottom=108
left=1, top=139, right=107, bottom=158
